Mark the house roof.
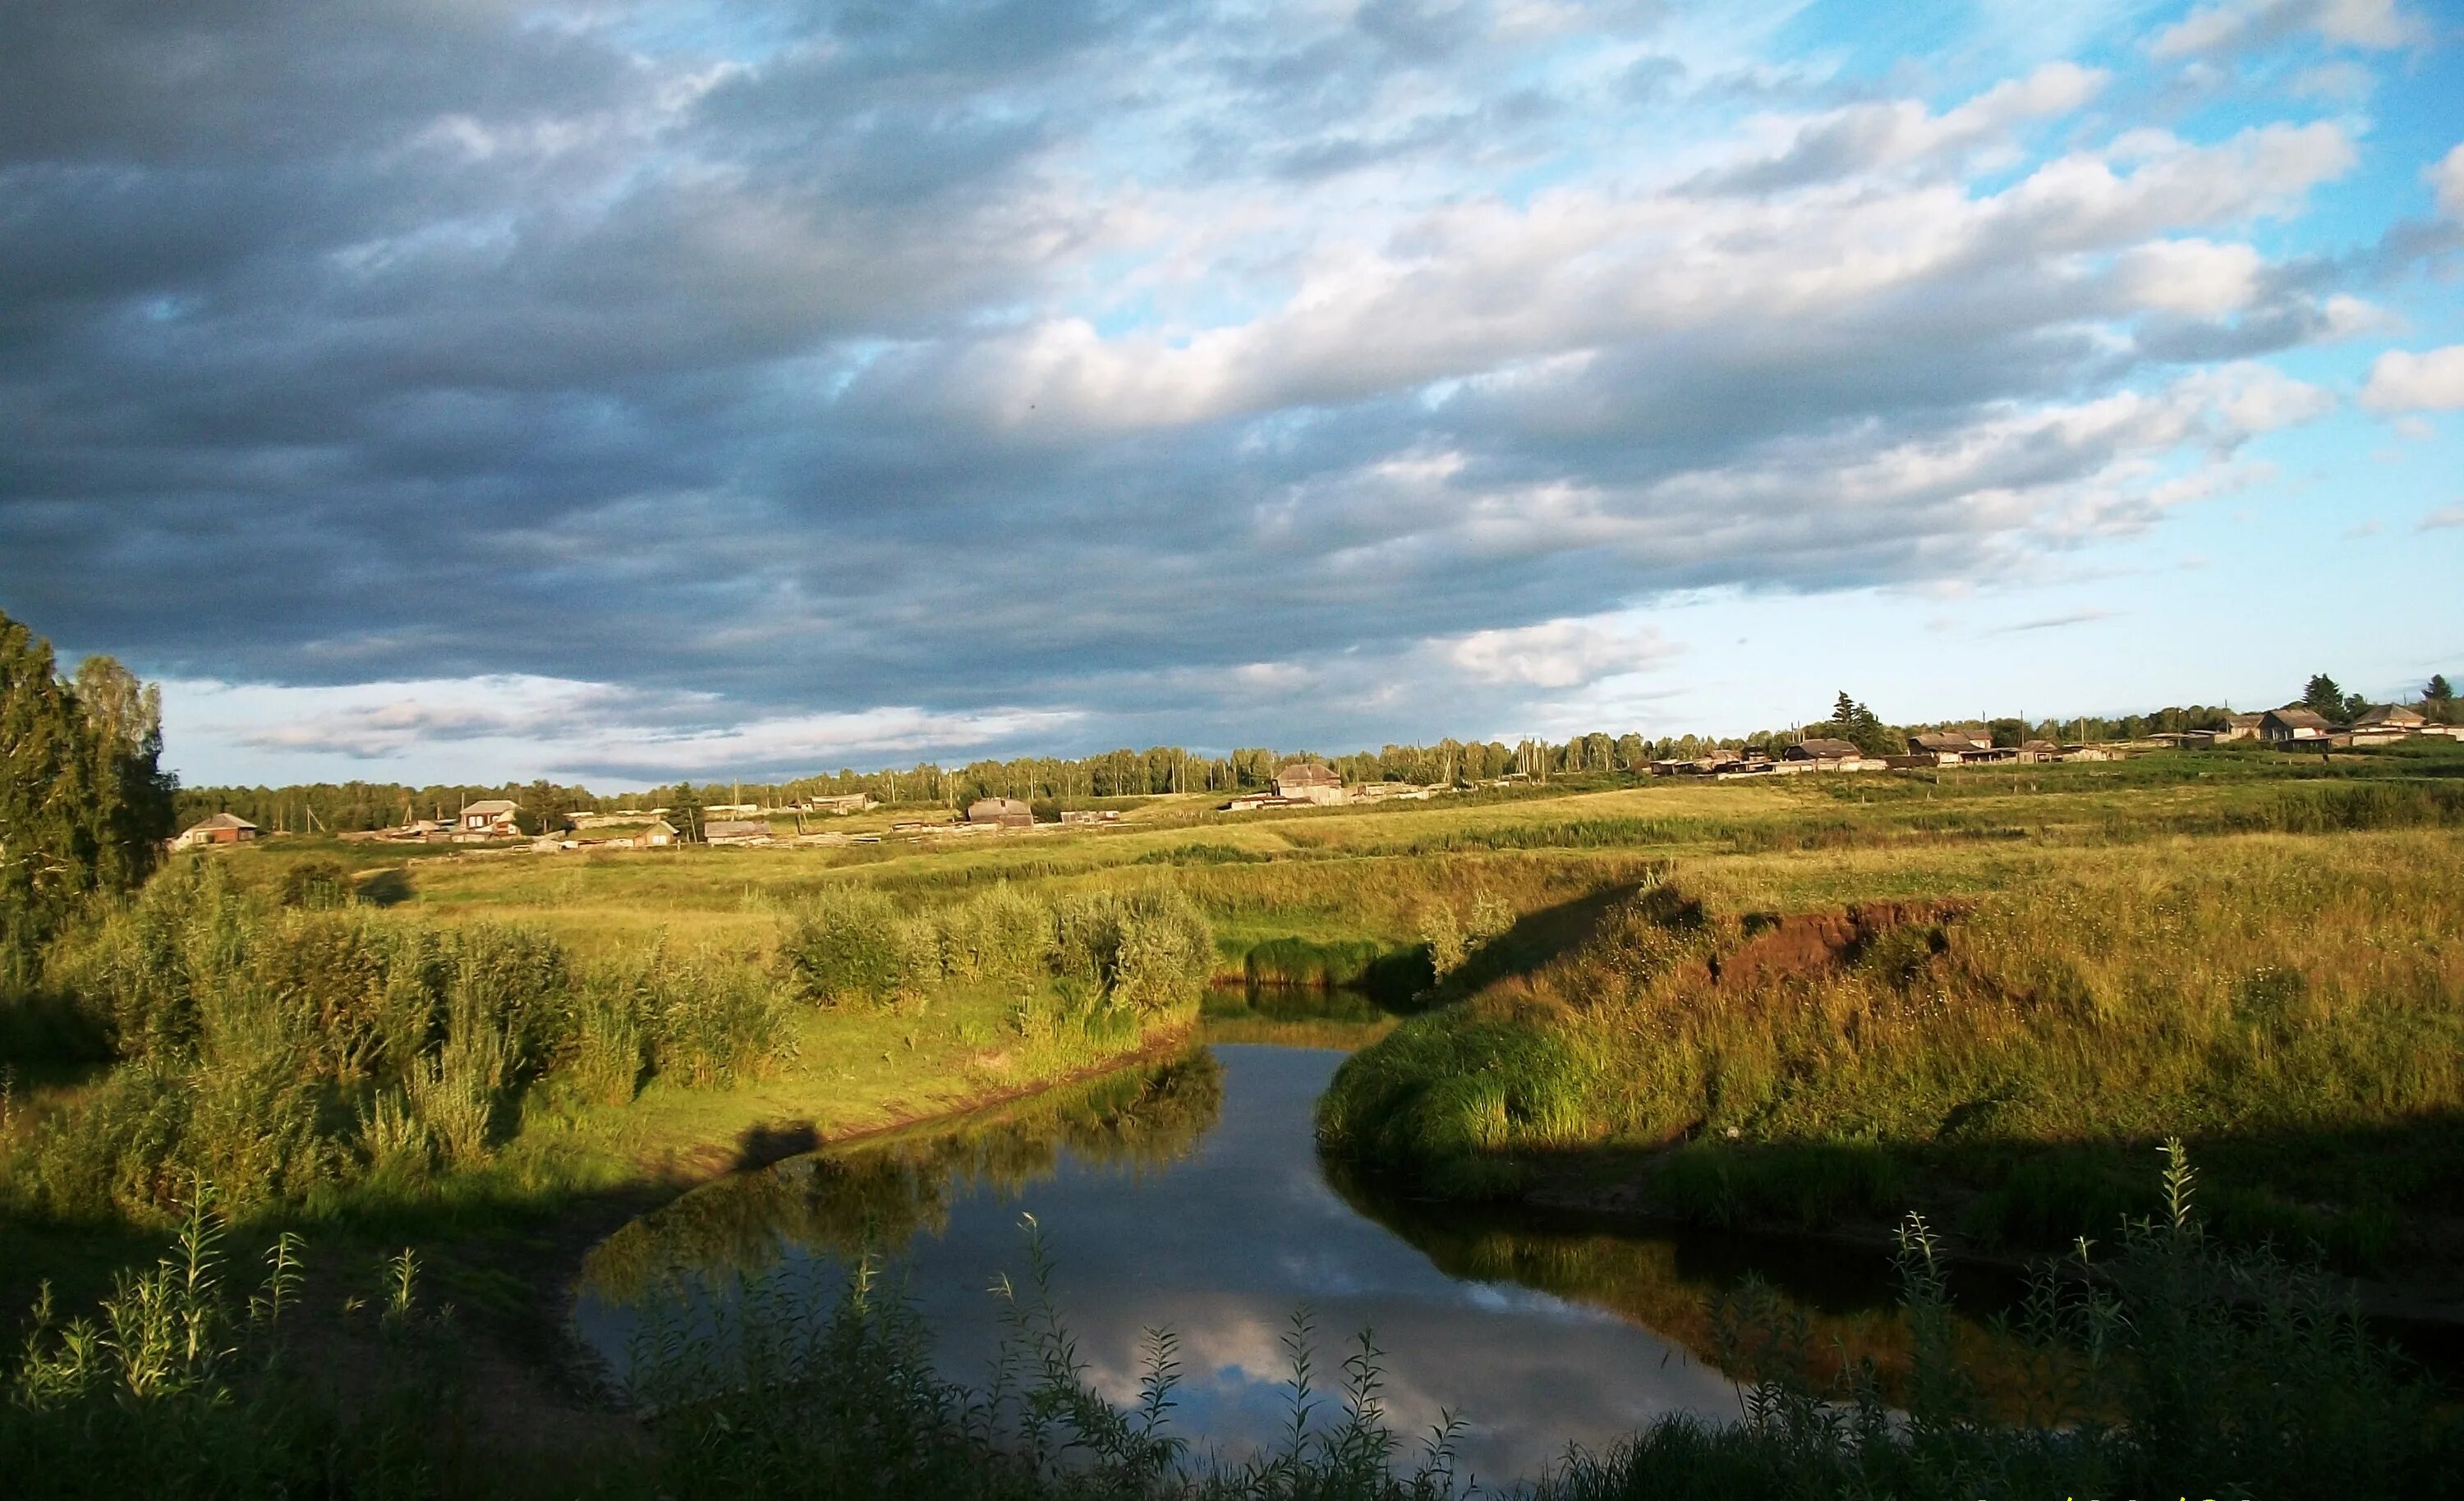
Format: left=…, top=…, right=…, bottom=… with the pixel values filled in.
left=966, top=797, right=1032, bottom=820
left=2264, top=707, right=2333, bottom=731
left=1911, top=732, right=1973, bottom=752
left=1275, top=762, right=1341, bottom=786
left=645, top=819, right=678, bottom=834
left=702, top=819, right=771, bottom=838
left=2226, top=713, right=2263, bottom=728
left=2354, top=703, right=2425, bottom=727
left=464, top=799, right=517, bottom=816
left=1791, top=737, right=1859, bottom=759
left=186, top=812, right=258, bottom=832
left=2020, top=740, right=2061, bottom=752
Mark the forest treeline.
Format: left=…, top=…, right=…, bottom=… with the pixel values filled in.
left=172, top=683, right=2460, bottom=838
left=2, top=601, right=2446, bottom=840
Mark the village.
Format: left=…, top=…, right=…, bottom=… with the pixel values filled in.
left=166, top=699, right=2464, bottom=855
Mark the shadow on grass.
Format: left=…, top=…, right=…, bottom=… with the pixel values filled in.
left=1406, top=1111, right=2464, bottom=1285
left=733, top=1120, right=821, bottom=1171
left=355, top=866, right=416, bottom=907
left=1437, top=881, right=1639, bottom=1003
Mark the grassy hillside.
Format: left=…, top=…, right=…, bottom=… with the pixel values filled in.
left=1317, top=749, right=2464, bottom=1269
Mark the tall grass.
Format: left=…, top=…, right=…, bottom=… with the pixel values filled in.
left=7, top=861, right=798, bottom=1224
left=1320, top=834, right=2464, bottom=1252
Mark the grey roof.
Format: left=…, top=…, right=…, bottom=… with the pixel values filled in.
left=2354, top=703, right=2424, bottom=727
left=1790, top=737, right=1859, bottom=759
left=463, top=799, right=517, bottom=816
left=186, top=812, right=258, bottom=832
left=966, top=797, right=1033, bottom=821
left=2265, top=707, right=2333, bottom=730
left=1275, top=762, right=1341, bottom=786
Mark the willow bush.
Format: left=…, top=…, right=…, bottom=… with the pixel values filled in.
left=779, top=880, right=1214, bottom=1026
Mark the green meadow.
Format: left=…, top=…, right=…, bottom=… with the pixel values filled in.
left=7, top=737, right=2464, bottom=1495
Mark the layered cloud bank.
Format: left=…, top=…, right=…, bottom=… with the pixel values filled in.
left=2, top=1, right=2458, bottom=782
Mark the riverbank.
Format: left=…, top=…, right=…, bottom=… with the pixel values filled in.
left=1318, top=825, right=2464, bottom=1286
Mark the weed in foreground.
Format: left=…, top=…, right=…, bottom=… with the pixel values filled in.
left=11, top=1147, right=2453, bottom=1499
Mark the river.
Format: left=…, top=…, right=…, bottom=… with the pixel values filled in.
left=572, top=1040, right=1943, bottom=1482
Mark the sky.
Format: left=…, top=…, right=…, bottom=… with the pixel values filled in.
left=2, top=0, right=2460, bottom=790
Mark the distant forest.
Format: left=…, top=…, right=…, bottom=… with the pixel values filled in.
left=172, top=677, right=2457, bottom=836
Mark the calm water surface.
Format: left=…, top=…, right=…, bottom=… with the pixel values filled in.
left=573, top=1044, right=1919, bottom=1481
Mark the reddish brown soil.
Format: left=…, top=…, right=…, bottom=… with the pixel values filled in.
left=1709, top=898, right=1970, bottom=990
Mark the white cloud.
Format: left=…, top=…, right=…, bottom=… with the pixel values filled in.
left=2153, top=0, right=2425, bottom=58
left=165, top=676, right=1079, bottom=784
left=1446, top=617, right=1669, bottom=688
left=2112, top=238, right=2264, bottom=314
left=2287, top=60, right=2376, bottom=100
left=2432, top=142, right=2464, bottom=221
left=2361, top=346, right=2464, bottom=411
left=2420, top=504, right=2464, bottom=531
left=916, top=117, right=2356, bottom=438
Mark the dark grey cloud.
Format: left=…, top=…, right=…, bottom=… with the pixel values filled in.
left=0, top=0, right=2416, bottom=777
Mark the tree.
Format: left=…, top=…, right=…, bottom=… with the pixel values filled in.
left=2428, top=675, right=2458, bottom=726
left=69, top=655, right=176, bottom=893
left=666, top=783, right=704, bottom=842
left=0, top=613, right=176, bottom=981
left=2301, top=673, right=2346, bottom=723
left=1819, top=691, right=1905, bottom=759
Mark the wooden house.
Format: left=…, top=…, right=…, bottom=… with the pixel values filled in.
left=460, top=799, right=521, bottom=836
left=173, top=813, right=260, bottom=850
left=966, top=796, right=1035, bottom=829
left=2352, top=705, right=2425, bottom=733
left=2259, top=707, right=2333, bottom=742
left=1273, top=763, right=1348, bottom=805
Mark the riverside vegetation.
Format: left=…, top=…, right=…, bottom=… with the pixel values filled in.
left=7, top=599, right=2464, bottom=1493
left=5, top=1146, right=2458, bottom=1497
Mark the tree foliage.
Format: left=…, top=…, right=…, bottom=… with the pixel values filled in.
left=1810, top=691, right=1905, bottom=758
left=2300, top=672, right=2367, bottom=725
left=1, top=612, right=177, bottom=981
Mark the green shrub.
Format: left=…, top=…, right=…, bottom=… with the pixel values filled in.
left=936, top=884, right=1050, bottom=986
left=778, top=884, right=910, bottom=1006
left=1317, top=1010, right=1591, bottom=1196
left=1051, top=885, right=1214, bottom=1017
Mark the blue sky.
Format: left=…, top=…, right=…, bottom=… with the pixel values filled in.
left=2, top=0, right=2458, bottom=787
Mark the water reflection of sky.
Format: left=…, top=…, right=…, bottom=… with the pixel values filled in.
left=575, top=1044, right=1744, bottom=1482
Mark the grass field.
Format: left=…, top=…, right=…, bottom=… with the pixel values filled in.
left=6, top=736, right=2463, bottom=1494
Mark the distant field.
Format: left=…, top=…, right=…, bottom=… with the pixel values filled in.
left=225, top=737, right=2461, bottom=957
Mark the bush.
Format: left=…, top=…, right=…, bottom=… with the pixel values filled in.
left=936, top=884, right=1050, bottom=987
left=1050, top=885, right=1214, bottom=1017
left=778, top=884, right=910, bottom=1006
